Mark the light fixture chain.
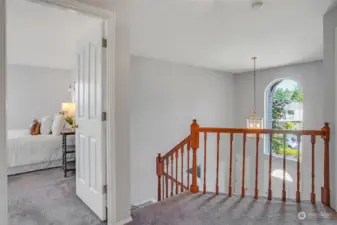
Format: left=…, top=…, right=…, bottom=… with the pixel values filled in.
left=253, top=57, right=256, bottom=114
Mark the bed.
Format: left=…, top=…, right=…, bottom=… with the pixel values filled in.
left=7, top=129, right=75, bottom=175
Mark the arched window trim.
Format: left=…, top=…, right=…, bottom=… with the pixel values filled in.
left=264, top=79, right=303, bottom=159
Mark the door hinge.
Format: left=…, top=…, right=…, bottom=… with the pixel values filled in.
left=103, top=184, right=107, bottom=194
left=102, top=38, right=107, bottom=48
left=106, top=206, right=108, bottom=220
left=102, top=112, right=107, bottom=121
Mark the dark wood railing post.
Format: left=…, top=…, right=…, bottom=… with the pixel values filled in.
left=190, top=120, right=200, bottom=193
left=216, top=132, right=220, bottom=195
left=254, top=133, right=260, bottom=200
left=156, top=153, right=162, bottom=201
left=241, top=133, right=246, bottom=198
left=296, top=134, right=301, bottom=203
left=203, top=132, right=207, bottom=194
left=228, top=133, right=233, bottom=197
left=175, top=151, right=179, bottom=194
left=181, top=146, right=185, bottom=192
left=321, top=123, right=330, bottom=207
left=282, top=134, right=287, bottom=202
left=311, top=135, right=316, bottom=204
left=268, top=134, right=273, bottom=200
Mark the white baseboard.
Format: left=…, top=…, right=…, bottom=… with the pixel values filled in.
left=116, top=216, right=133, bottom=225
left=133, top=198, right=156, bottom=206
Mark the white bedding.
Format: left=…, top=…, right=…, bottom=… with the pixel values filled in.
left=7, top=129, right=75, bottom=172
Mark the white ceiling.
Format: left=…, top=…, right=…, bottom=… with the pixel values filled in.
left=6, top=0, right=337, bottom=72
left=6, top=0, right=101, bottom=70
left=130, top=0, right=337, bottom=72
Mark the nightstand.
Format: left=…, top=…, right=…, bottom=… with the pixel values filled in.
left=62, top=129, right=76, bottom=177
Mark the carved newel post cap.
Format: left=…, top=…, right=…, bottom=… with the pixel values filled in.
left=191, top=119, right=199, bottom=127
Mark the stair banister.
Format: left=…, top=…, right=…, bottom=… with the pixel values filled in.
left=190, top=119, right=200, bottom=193
left=321, top=123, right=330, bottom=207
left=156, top=120, right=331, bottom=209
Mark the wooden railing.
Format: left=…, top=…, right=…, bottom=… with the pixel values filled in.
left=156, top=136, right=191, bottom=201
left=156, top=120, right=331, bottom=207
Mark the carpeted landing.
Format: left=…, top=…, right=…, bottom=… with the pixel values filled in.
left=128, top=192, right=337, bottom=225
left=8, top=168, right=105, bottom=225
left=8, top=168, right=337, bottom=225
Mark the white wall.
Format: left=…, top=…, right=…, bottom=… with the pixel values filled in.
left=6, top=64, right=72, bottom=129
left=323, top=6, right=337, bottom=210
left=131, top=56, right=234, bottom=204
left=234, top=61, right=326, bottom=201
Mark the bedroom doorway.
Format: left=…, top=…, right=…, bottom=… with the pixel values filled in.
left=1, top=0, right=116, bottom=224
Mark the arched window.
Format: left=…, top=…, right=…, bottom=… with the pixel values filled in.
left=265, top=79, right=303, bottom=159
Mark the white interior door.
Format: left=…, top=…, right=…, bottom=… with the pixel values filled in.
left=75, top=22, right=107, bottom=221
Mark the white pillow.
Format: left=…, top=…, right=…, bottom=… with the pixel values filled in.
left=40, top=116, right=53, bottom=135
left=51, top=114, right=65, bottom=136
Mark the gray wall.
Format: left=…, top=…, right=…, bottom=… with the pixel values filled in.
left=323, top=7, right=337, bottom=210
left=131, top=56, right=234, bottom=204
left=6, top=64, right=72, bottom=129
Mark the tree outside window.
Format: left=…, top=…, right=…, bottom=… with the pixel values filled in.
left=267, top=80, right=303, bottom=159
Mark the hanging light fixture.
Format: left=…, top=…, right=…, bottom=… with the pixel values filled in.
left=246, top=57, right=263, bottom=138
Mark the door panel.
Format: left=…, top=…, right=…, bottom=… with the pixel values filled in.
left=75, top=22, right=106, bottom=221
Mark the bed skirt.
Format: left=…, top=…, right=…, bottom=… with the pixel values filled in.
left=8, top=160, right=63, bottom=176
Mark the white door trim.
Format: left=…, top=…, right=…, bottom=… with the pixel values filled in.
left=0, top=0, right=7, bottom=223
left=0, top=1, right=117, bottom=224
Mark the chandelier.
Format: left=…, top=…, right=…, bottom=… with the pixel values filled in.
left=246, top=57, right=263, bottom=138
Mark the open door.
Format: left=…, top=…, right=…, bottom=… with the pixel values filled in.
left=75, top=22, right=107, bottom=221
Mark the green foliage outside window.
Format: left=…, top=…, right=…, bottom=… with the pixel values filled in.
left=271, top=84, right=303, bottom=156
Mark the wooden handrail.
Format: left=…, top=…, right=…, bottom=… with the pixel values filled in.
left=157, top=134, right=192, bottom=201
left=157, top=120, right=331, bottom=208
left=162, top=136, right=191, bottom=159
left=198, top=127, right=326, bottom=136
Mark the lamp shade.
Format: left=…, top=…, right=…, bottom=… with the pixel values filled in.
left=62, top=102, right=76, bottom=117
left=246, top=113, right=263, bottom=138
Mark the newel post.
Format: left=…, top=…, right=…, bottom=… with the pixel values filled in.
left=190, top=119, right=200, bottom=193
left=321, top=123, right=330, bottom=207
left=156, top=153, right=162, bottom=201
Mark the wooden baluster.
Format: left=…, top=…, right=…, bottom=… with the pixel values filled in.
left=162, top=173, right=165, bottom=200
left=190, top=120, right=200, bottom=193
left=216, top=132, right=220, bottom=195
left=321, top=123, right=330, bottom=207
left=166, top=158, right=169, bottom=199
left=171, top=154, right=174, bottom=196
left=241, top=133, right=246, bottom=198
left=176, top=150, right=179, bottom=194
left=268, top=134, right=273, bottom=200
left=203, top=132, right=207, bottom=194
left=187, top=144, right=190, bottom=189
left=254, top=133, right=260, bottom=200
left=157, top=153, right=162, bottom=201
left=282, top=134, right=286, bottom=202
left=181, top=145, right=184, bottom=192
left=311, top=135, right=316, bottom=204
left=296, top=135, right=301, bottom=202
left=228, top=133, right=233, bottom=197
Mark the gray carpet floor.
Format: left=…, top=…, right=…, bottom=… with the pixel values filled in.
left=8, top=169, right=337, bottom=225
left=128, top=192, right=337, bottom=225
left=8, top=168, right=105, bottom=225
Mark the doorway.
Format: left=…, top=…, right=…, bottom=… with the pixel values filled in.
left=0, top=0, right=116, bottom=224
